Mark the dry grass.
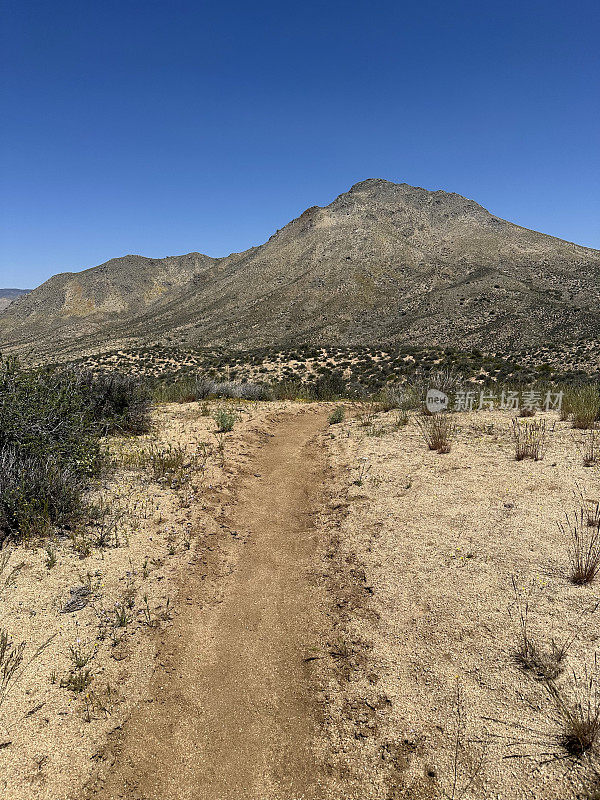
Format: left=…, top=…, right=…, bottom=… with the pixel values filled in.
left=588, top=501, right=600, bottom=529
left=560, top=509, right=600, bottom=585
left=511, top=577, right=569, bottom=681
left=546, top=666, right=600, bottom=756
left=565, top=386, right=600, bottom=430
left=511, top=417, right=549, bottom=461
left=416, top=413, right=456, bottom=453
left=580, top=429, right=600, bottom=467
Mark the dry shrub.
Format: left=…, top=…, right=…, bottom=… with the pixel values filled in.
left=511, top=418, right=549, bottom=461
left=519, top=406, right=536, bottom=418
left=416, top=413, right=456, bottom=453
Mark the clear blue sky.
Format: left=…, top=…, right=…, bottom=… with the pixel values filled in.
left=1, top=0, right=598, bottom=288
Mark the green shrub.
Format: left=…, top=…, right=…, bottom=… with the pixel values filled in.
left=0, top=357, right=148, bottom=543
left=328, top=406, right=345, bottom=425
left=213, top=408, right=237, bottom=432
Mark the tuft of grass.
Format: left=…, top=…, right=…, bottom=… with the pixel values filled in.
left=114, top=603, right=131, bottom=628
left=546, top=667, right=600, bottom=756
left=581, top=429, right=600, bottom=467
left=588, top=502, right=600, bottom=529
left=60, top=668, right=92, bottom=693
left=560, top=509, right=600, bottom=585
left=145, top=443, right=187, bottom=484
left=68, top=639, right=95, bottom=670
left=0, top=628, right=55, bottom=707
left=328, top=406, right=345, bottom=425
left=511, top=418, right=549, bottom=461
left=510, top=578, right=570, bottom=681
left=393, top=409, right=410, bottom=429
left=416, top=413, right=456, bottom=454
left=0, top=629, right=25, bottom=699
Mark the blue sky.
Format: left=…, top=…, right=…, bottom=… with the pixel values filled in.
left=1, top=0, right=598, bottom=288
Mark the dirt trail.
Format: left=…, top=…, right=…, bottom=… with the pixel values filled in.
left=88, top=409, right=329, bottom=800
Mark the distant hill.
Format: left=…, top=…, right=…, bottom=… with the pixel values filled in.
left=1, top=179, right=599, bottom=366
left=0, top=288, right=30, bottom=312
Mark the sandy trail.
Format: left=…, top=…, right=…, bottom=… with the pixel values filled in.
left=88, top=409, right=328, bottom=800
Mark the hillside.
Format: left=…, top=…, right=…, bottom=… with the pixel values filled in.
left=1, top=179, right=599, bottom=363
left=0, top=288, right=30, bottom=312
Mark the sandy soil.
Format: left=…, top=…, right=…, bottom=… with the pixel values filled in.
left=322, top=407, right=600, bottom=799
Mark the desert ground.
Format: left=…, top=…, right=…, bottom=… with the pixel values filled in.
left=0, top=400, right=599, bottom=799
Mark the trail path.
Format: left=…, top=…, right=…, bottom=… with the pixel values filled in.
left=89, top=410, right=328, bottom=800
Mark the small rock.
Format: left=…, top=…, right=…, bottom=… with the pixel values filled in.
left=60, top=586, right=91, bottom=613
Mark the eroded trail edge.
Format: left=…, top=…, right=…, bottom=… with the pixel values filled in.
left=87, top=409, right=329, bottom=800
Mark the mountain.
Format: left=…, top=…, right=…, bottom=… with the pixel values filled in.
left=0, top=289, right=30, bottom=312
left=1, top=179, right=599, bottom=362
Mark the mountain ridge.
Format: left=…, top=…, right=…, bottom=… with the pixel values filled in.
left=2, top=179, right=599, bottom=363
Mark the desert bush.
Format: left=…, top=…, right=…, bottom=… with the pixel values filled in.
left=308, top=374, right=349, bottom=401
left=379, top=385, right=420, bottom=412
left=0, top=357, right=149, bottom=543
left=0, top=358, right=101, bottom=542
left=0, top=446, right=85, bottom=538
left=328, top=406, right=345, bottom=425
left=518, top=406, right=536, bottom=418
left=153, top=378, right=271, bottom=403
left=511, top=418, right=548, bottom=461
left=211, top=381, right=272, bottom=401
left=416, top=413, right=456, bottom=453
left=152, top=377, right=215, bottom=403
left=213, top=408, right=237, bottom=432
left=74, top=371, right=151, bottom=434
left=406, top=367, right=461, bottom=410
left=561, top=509, right=600, bottom=585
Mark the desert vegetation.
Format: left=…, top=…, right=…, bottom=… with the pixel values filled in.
left=71, top=342, right=600, bottom=395
left=0, top=357, right=150, bottom=544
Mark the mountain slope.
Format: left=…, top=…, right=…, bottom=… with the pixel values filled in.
left=1, top=179, right=599, bottom=360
